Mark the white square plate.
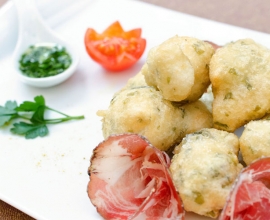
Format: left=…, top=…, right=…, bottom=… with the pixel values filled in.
left=0, top=0, right=269, bottom=219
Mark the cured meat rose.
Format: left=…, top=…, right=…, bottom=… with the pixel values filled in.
left=219, top=157, right=270, bottom=220
left=87, top=134, right=184, bottom=220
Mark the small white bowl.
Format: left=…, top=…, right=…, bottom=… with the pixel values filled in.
left=13, top=43, right=79, bottom=88
left=12, top=0, right=79, bottom=88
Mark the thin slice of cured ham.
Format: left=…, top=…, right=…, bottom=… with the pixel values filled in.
left=87, top=134, right=184, bottom=220
left=219, top=157, right=270, bottom=220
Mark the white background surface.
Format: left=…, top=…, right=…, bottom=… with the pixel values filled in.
left=0, top=0, right=270, bottom=219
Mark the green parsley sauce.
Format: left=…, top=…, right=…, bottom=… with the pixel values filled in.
left=19, top=44, right=72, bottom=78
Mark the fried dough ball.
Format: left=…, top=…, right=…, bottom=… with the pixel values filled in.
left=140, top=50, right=157, bottom=88
left=166, top=100, right=213, bottom=156
left=170, top=128, right=243, bottom=218
left=122, top=71, right=148, bottom=90
left=210, top=38, right=270, bottom=132
left=98, top=87, right=184, bottom=151
left=175, top=100, right=213, bottom=143
left=112, top=71, right=148, bottom=99
left=98, top=86, right=213, bottom=151
left=240, top=119, right=270, bottom=165
left=142, top=39, right=194, bottom=102
left=142, top=36, right=214, bottom=102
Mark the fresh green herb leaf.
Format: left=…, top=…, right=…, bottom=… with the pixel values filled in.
left=0, top=101, right=18, bottom=126
left=0, top=101, right=17, bottom=114
left=34, top=95, right=45, bottom=106
left=0, top=95, right=84, bottom=139
left=11, top=122, right=48, bottom=139
left=4, top=101, right=18, bottom=111
left=0, top=115, right=12, bottom=126
left=30, top=106, right=46, bottom=124
left=16, top=95, right=45, bottom=112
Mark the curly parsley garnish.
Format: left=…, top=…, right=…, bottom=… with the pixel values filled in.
left=0, top=95, right=84, bottom=139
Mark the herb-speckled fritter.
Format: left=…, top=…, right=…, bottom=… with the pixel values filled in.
left=210, top=38, right=270, bottom=132
left=240, top=119, right=270, bottom=165
left=142, top=36, right=214, bottom=102
left=124, top=72, right=213, bottom=143
left=122, top=70, right=148, bottom=90
left=97, top=87, right=184, bottom=151
left=175, top=100, right=213, bottom=143
left=170, top=128, right=243, bottom=218
left=97, top=86, right=213, bottom=151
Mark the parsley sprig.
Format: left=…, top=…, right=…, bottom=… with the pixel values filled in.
left=0, top=95, right=84, bottom=139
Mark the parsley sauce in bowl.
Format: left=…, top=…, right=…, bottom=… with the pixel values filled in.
left=12, top=0, right=79, bottom=88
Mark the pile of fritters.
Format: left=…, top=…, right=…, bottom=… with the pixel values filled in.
left=210, top=39, right=270, bottom=132
left=97, top=36, right=270, bottom=218
left=98, top=36, right=214, bottom=151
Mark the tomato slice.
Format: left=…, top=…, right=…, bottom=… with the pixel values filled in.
left=84, top=21, right=146, bottom=71
left=219, top=157, right=270, bottom=220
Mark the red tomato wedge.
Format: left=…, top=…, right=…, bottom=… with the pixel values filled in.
left=219, top=157, right=270, bottom=220
left=87, top=134, right=184, bottom=220
left=84, top=21, right=146, bottom=71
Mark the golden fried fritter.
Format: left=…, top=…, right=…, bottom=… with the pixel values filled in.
left=210, top=38, right=270, bottom=132
left=98, top=87, right=213, bottom=151
left=122, top=70, right=148, bottom=90
left=170, top=128, right=243, bottom=218
left=142, top=36, right=214, bottom=102
left=98, top=87, right=184, bottom=151
left=240, top=119, right=270, bottom=165
left=175, top=100, right=213, bottom=143
left=113, top=70, right=148, bottom=99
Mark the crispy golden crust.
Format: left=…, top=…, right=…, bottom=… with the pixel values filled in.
left=170, top=128, right=243, bottom=218
left=122, top=71, right=148, bottom=90
left=175, top=100, right=213, bottom=143
left=142, top=36, right=214, bottom=102
left=140, top=49, right=157, bottom=88
left=99, top=87, right=184, bottom=151
left=99, top=63, right=213, bottom=151
left=240, top=119, right=270, bottom=165
left=145, top=37, right=194, bottom=101
left=210, top=38, right=270, bottom=132
left=178, top=37, right=214, bottom=101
